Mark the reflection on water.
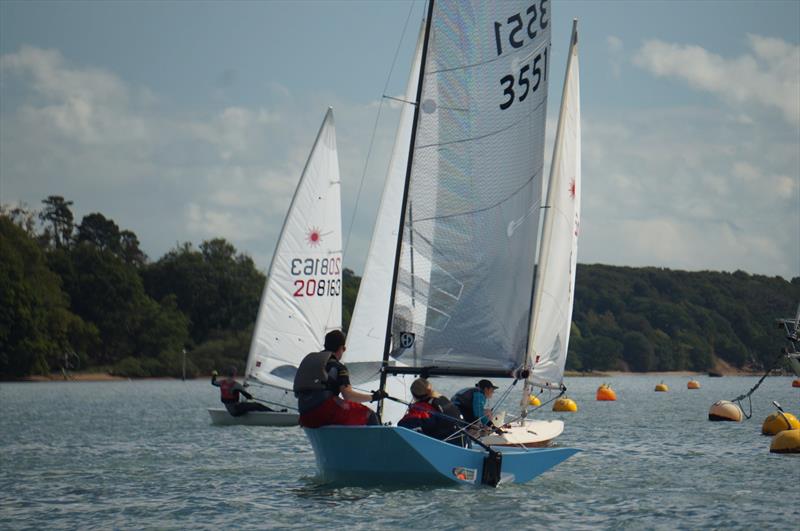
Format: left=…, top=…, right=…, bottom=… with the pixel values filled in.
left=1, top=376, right=798, bottom=529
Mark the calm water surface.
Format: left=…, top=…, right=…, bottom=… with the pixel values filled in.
left=1, top=375, right=798, bottom=530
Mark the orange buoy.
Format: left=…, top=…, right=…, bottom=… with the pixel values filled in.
left=770, top=429, right=800, bottom=453
left=762, top=412, right=800, bottom=435
left=553, top=397, right=578, bottom=412
left=792, top=379, right=800, bottom=388
left=654, top=382, right=669, bottom=392
left=687, top=380, right=701, bottom=389
left=708, top=400, right=743, bottom=421
left=528, top=394, right=542, bottom=407
left=596, top=384, right=617, bottom=401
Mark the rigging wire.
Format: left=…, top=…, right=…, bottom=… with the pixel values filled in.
left=729, top=352, right=785, bottom=419
left=341, top=1, right=417, bottom=259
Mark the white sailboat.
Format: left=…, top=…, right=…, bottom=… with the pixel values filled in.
left=303, top=1, right=580, bottom=487
left=209, top=108, right=343, bottom=426
left=483, top=18, right=582, bottom=448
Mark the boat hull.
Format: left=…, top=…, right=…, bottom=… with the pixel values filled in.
left=207, top=408, right=298, bottom=426
left=303, top=425, right=578, bottom=486
left=479, top=419, right=564, bottom=448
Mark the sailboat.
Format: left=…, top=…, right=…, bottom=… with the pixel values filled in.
left=777, top=303, right=800, bottom=376
left=209, top=108, right=343, bottom=426
left=302, top=1, right=581, bottom=487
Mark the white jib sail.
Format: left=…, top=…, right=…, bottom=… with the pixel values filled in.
left=245, top=108, right=342, bottom=391
left=529, top=20, right=581, bottom=389
left=345, top=21, right=426, bottom=385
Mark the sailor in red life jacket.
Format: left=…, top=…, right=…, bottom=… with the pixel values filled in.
left=293, top=330, right=387, bottom=428
left=211, top=366, right=273, bottom=417
left=398, top=378, right=466, bottom=446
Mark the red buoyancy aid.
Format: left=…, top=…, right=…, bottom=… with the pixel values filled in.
left=220, top=379, right=240, bottom=404
left=402, top=400, right=437, bottom=421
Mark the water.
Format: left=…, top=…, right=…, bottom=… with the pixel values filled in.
left=1, top=376, right=798, bottom=530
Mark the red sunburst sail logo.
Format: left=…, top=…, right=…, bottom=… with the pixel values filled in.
left=568, top=179, right=577, bottom=199
left=306, top=227, right=322, bottom=247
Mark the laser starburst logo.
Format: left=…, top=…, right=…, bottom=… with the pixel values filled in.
left=306, top=227, right=322, bottom=247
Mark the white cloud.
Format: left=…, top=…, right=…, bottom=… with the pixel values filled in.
left=0, top=46, right=399, bottom=274
left=633, top=35, right=800, bottom=124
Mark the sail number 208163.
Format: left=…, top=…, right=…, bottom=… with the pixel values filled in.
left=290, top=257, right=341, bottom=297
left=494, top=0, right=549, bottom=111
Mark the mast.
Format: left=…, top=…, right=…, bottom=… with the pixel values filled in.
left=378, top=0, right=435, bottom=419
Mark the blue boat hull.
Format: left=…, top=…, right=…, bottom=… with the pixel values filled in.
left=304, top=426, right=578, bottom=486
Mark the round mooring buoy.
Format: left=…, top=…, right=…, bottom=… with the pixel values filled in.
left=655, top=382, right=669, bottom=392
left=528, top=394, right=542, bottom=407
left=553, top=397, right=578, bottom=412
left=762, top=412, right=800, bottom=435
left=792, top=379, right=800, bottom=388
left=596, top=384, right=617, bottom=401
left=708, top=400, right=743, bottom=422
left=770, top=429, right=800, bottom=453
left=687, top=380, right=701, bottom=389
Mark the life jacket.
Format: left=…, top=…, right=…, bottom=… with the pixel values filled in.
left=403, top=400, right=437, bottom=421
left=293, top=351, right=333, bottom=394
left=452, top=387, right=478, bottom=423
left=220, top=379, right=239, bottom=404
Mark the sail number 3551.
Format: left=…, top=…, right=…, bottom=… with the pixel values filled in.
left=495, top=0, right=549, bottom=111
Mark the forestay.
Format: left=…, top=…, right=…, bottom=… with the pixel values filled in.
left=529, top=21, right=581, bottom=389
left=245, top=109, right=342, bottom=390
left=389, top=1, right=552, bottom=371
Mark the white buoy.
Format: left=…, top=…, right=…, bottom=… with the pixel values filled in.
left=708, top=400, right=743, bottom=422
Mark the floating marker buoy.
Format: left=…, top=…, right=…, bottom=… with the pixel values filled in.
left=528, top=394, right=541, bottom=407
left=596, top=384, right=617, bottom=401
left=553, top=397, right=578, bottom=412
left=792, top=379, right=800, bottom=388
left=654, top=382, right=669, bottom=392
left=708, top=400, right=743, bottom=421
left=687, top=380, right=701, bottom=389
left=770, top=429, right=800, bottom=453
left=762, top=412, right=800, bottom=435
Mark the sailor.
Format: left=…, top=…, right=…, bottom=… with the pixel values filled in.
left=452, top=379, right=500, bottom=432
left=398, top=378, right=465, bottom=446
left=211, top=366, right=273, bottom=417
left=293, top=330, right=387, bottom=428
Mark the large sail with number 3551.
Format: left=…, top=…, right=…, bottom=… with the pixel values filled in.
left=245, top=108, right=342, bottom=391
left=388, top=0, right=552, bottom=372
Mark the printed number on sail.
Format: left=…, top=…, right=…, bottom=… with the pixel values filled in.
left=290, top=257, right=341, bottom=297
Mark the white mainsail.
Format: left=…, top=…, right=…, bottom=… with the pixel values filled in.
left=345, top=22, right=426, bottom=385
left=388, top=0, right=551, bottom=372
left=245, top=108, right=342, bottom=391
left=528, top=20, right=581, bottom=390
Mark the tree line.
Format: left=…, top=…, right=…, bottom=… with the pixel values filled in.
left=1, top=196, right=798, bottom=379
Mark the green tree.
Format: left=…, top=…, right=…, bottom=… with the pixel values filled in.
left=622, top=331, right=655, bottom=372
left=39, top=196, right=74, bottom=249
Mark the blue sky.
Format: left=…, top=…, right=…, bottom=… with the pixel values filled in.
left=1, top=0, right=798, bottom=280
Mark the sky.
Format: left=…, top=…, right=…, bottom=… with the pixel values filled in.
left=1, top=0, right=798, bottom=281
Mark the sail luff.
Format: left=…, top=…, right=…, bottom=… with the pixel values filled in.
left=245, top=108, right=342, bottom=390
left=345, top=20, right=426, bottom=383
left=378, top=0, right=436, bottom=409
left=528, top=20, right=580, bottom=389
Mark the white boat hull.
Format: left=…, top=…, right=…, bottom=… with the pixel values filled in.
left=479, top=419, right=564, bottom=448
left=207, top=408, right=298, bottom=427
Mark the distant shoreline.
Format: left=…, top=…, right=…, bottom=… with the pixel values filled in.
left=3, top=368, right=781, bottom=383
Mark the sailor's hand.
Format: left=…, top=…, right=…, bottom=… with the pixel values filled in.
left=370, top=389, right=389, bottom=402
left=212, top=370, right=218, bottom=377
